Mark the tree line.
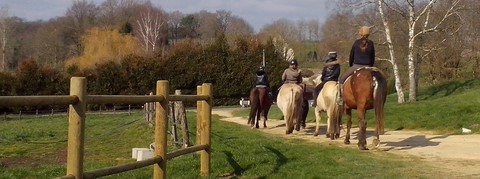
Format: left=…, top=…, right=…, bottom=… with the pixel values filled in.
left=0, top=34, right=289, bottom=112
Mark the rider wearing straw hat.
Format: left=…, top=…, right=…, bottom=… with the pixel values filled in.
left=337, top=26, right=376, bottom=104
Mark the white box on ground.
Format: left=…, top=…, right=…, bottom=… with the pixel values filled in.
left=137, top=149, right=154, bottom=161
left=132, top=148, right=149, bottom=159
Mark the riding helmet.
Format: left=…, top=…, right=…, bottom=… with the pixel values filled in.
left=259, top=66, right=265, bottom=71
left=289, top=59, right=298, bottom=65
left=327, top=51, right=337, bottom=60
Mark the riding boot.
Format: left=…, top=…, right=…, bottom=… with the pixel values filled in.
left=336, top=83, right=344, bottom=105
left=312, top=91, right=318, bottom=107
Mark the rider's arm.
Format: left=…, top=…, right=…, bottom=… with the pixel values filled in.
left=324, top=61, right=340, bottom=67
left=281, top=69, right=287, bottom=82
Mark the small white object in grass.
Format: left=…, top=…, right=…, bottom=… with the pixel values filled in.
left=462, top=128, right=472, bottom=134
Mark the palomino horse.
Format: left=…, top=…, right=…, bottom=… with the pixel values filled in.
left=342, top=67, right=387, bottom=150
left=277, top=83, right=304, bottom=134
left=247, top=87, right=273, bottom=128
left=313, top=80, right=342, bottom=140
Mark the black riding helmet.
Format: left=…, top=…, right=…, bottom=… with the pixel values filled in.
left=289, top=59, right=298, bottom=65
left=326, top=52, right=337, bottom=62
left=258, top=66, right=265, bottom=71
left=256, top=66, right=266, bottom=75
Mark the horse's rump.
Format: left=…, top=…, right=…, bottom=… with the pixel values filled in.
left=276, top=83, right=304, bottom=134
left=248, top=87, right=272, bottom=128
left=315, top=81, right=342, bottom=139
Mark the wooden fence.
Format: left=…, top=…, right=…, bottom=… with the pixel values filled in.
left=0, top=77, right=212, bottom=179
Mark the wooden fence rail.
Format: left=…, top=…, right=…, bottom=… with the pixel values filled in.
left=0, top=77, right=212, bottom=179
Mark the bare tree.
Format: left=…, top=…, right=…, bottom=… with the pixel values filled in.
left=167, top=10, right=184, bottom=45
left=98, top=0, right=150, bottom=26
left=216, top=10, right=231, bottom=33
left=136, top=7, right=166, bottom=53
left=65, top=0, right=99, bottom=56
left=224, top=16, right=254, bottom=39
left=339, top=0, right=463, bottom=102
left=402, top=0, right=462, bottom=101
left=377, top=0, right=406, bottom=103
left=0, top=6, right=8, bottom=72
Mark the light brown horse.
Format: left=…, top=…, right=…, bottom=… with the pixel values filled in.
left=276, top=83, right=304, bottom=134
left=313, top=80, right=343, bottom=140
left=247, top=87, right=273, bottom=128
left=342, top=67, right=387, bottom=150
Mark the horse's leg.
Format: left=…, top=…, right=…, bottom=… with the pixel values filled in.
left=262, top=108, right=268, bottom=128
left=301, top=100, right=308, bottom=129
left=357, top=108, right=368, bottom=150
left=314, top=107, right=321, bottom=136
left=344, top=109, right=352, bottom=145
left=335, top=111, right=341, bottom=139
left=255, top=110, right=260, bottom=128
left=327, top=109, right=335, bottom=140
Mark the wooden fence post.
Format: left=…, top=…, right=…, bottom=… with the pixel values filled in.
left=196, top=85, right=202, bottom=146
left=154, top=80, right=168, bottom=179
left=145, top=92, right=154, bottom=127
left=169, top=100, right=179, bottom=146
left=174, top=90, right=190, bottom=148
left=67, top=77, right=87, bottom=179
left=200, top=83, right=212, bottom=177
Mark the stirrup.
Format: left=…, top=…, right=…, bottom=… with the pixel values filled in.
left=336, top=97, right=343, bottom=105
left=336, top=91, right=343, bottom=105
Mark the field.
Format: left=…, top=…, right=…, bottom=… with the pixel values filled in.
left=1, top=79, right=480, bottom=178
left=1, top=111, right=445, bottom=178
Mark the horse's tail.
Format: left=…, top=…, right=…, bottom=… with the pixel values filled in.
left=331, top=84, right=343, bottom=134
left=373, top=71, right=387, bottom=135
left=249, top=88, right=260, bottom=124
left=287, top=88, right=296, bottom=127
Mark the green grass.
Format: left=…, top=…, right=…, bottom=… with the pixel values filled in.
left=0, top=111, right=443, bottom=178
left=385, top=79, right=480, bottom=134
left=236, top=78, right=480, bottom=134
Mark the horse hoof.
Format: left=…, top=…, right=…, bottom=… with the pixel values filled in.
left=344, top=140, right=350, bottom=144
left=372, top=139, right=380, bottom=148
left=335, top=134, right=340, bottom=139
left=313, top=133, right=318, bottom=137
left=358, top=146, right=369, bottom=150
left=326, top=134, right=330, bottom=138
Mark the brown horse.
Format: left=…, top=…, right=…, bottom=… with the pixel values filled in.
left=247, top=87, right=273, bottom=128
left=342, top=67, right=387, bottom=150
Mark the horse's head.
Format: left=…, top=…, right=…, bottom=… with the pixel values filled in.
left=302, top=74, right=322, bottom=87
left=312, top=74, right=322, bottom=86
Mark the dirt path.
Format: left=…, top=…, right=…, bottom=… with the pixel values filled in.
left=212, top=107, right=480, bottom=178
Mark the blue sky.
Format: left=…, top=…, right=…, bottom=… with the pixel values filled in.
left=1, top=0, right=333, bottom=32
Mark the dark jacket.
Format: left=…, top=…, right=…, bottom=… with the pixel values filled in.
left=255, top=70, right=269, bottom=87
left=321, top=59, right=340, bottom=82
left=349, top=38, right=375, bottom=67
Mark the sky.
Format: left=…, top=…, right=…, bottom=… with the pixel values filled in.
left=1, top=0, right=334, bottom=32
